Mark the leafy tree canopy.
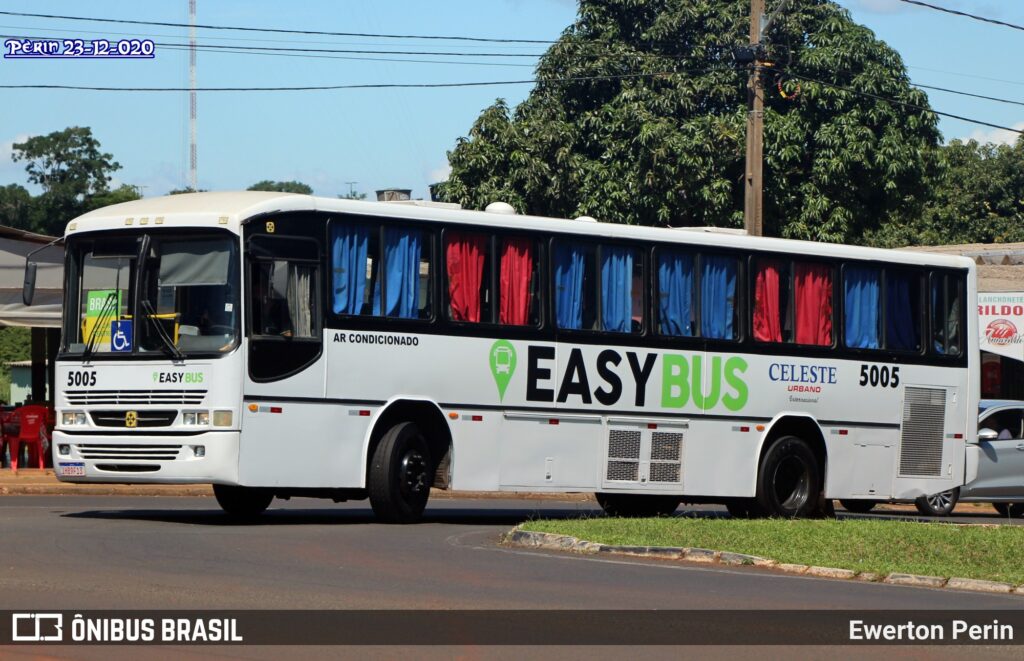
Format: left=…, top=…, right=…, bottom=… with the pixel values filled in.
left=867, top=136, right=1024, bottom=247
left=443, top=0, right=939, bottom=244
left=247, top=180, right=313, bottom=195
left=10, top=127, right=123, bottom=234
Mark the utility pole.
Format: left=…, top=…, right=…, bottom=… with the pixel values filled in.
left=344, top=181, right=359, bottom=198
left=743, top=0, right=766, bottom=237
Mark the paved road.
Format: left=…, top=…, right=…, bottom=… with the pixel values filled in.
left=0, top=495, right=1021, bottom=612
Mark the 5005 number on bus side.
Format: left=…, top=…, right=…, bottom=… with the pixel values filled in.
left=859, top=364, right=899, bottom=389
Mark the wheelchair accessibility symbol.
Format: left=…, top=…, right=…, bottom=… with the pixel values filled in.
left=110, top=320, right=132, bottom=352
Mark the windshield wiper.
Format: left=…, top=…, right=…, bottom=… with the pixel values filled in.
left=141, top=299, right=184, bottom=361
left=83, top=292, right=118, bottom=359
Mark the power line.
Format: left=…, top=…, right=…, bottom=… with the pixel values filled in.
left=0, top=68, right=734, bottom=92
left=912, top=82, right=1024, bottom=109
left=0, top=9, right=558, bottom=44
left=895, top=0, right=1024, bottom=33
left=786, top=71, right=1024, bottom=135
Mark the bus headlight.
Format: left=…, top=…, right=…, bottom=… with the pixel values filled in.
left=182, top=410, right=209, bottom=426
left=213, top=410, right=232, bottom=427
left=61, top=411, right=87, bottom=426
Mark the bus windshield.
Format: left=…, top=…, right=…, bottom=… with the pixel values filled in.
left=63, top=231, right=240, bottom=356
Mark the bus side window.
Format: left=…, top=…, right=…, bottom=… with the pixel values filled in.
left=600, top=244, right=641, bottom=334
left=793, top=262, right=833, bottom=346
left=931, top=272, right=963, bottom=356
left=330, top=223, right=376, bottom=316
left=553, top=241, right=596, bottom=330
left=445, top=230, right=490, bottom=323
left=372, top=227, right=430, bottom=319
left=656, top=249, right=696, bottom=337
left=753, top=258, right=791, bottom=343
left=885, top=270, right=922, bottom=351
left=844, top=266, right=881, bottom=349
left=497, top=236, right=538, bottom=326
left=700, top=255, right=738, bottom=340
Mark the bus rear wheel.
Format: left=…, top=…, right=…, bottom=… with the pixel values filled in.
left=595, top=493, right=681, bottom=518
left=213, top=484, right=273, bottom=518
left=369, top=422, right=433, bottom=524
left=755, top=436, right=821, bottom=518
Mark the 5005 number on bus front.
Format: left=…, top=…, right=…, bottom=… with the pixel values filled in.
left=66, top=370, right=97, bottom=387
left=859, top=364, right=899, bottom=389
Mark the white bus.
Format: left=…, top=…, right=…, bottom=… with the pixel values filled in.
left=32, top=192, right=977, bottom=522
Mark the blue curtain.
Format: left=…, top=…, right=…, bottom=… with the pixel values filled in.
left=601, top=247, right=633, bottom=333
left=373, top=228, right=421, bottom=318
left=658, top=251, right=694, bottom=336
left=330, top=225, right=368, bottom=315
left=844, top=267, right=880, bottom=349
left=554, top=243, right=585, bottom=329
left=701, top=256, right=736, bottom=339
left=887, top=273, right=917, bottom=350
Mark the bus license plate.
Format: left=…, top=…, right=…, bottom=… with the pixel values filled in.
left=59, top=462, right=85, bottom=477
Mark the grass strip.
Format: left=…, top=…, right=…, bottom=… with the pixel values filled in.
left=521, top=517, right=1024, bottom=585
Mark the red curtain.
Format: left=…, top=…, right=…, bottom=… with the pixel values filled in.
left=753, top=260, right=783, bottom=342
left=446, top=231, right=487, bottom=322
left=499, top=237, right=534, bottom=325
left=795, top=263, right=833, bottom=345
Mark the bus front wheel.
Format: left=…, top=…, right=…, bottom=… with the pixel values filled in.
left=595, top=493, right=681, bottom=518
left=213, top=484, right=273, bottom=518
left=368, top=422, right=433, bottom=524
left=755, top=436, right=821, bottom=518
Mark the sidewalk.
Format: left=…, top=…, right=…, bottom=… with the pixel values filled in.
left=0, top=468, right=214, bottom=497
left=0, top=469, right=595, bottom=500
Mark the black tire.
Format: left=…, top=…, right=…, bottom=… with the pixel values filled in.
left=368, top=422, right=433, bottom=523
left=213, top=484, right=273, bottom=518
left=914, top=488, right=958, bottom=516
left=755, top=436, right=822, bottom=518
left=839, top=499, right=877, bottom=514
left=725, top=498, right=765, bottom=519
left=993, top=503, right=1024, bottom=518
left=595, top=493, right=681, bottom=518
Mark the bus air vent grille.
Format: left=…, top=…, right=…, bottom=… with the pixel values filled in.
left=66, top=390, right=207, bottom=405
left=898, top=386, right=946, bottom=477
left=608, top=429, right=641, bottom=460
left=606, top=429, right=641, bottom=481
left=650, top=432, right=683, bottom=483
left=78, top=444, right=181, bottom=461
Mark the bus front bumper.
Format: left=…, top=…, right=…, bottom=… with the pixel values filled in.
left=50, top=430, right=239, bottom=484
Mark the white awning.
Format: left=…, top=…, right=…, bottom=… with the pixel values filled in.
left=0, top=233, right=63, bottom=329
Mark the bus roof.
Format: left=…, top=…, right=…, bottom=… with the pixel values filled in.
left=69, top=191, right=974, bottom=271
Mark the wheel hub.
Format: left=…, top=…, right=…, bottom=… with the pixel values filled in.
left=399, top=449, right=428, bottom=497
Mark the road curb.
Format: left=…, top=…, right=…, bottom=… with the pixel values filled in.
left=503, top=527, right=1023, bottom=596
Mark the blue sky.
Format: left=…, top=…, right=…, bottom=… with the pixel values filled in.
left=0, top=0, right=1021, bottom=201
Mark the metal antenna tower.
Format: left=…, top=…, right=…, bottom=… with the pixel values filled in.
left=189, top=0, right=197, bottom=191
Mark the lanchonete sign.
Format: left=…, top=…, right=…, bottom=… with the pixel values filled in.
left=979, top=292, right=1024, bottom=361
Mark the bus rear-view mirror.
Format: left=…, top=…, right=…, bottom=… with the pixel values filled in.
left=22, top=261, right=37, bottom=306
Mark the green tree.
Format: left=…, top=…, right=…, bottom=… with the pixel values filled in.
left=0, top=184, right=34, bottom=231
left=247, top=180, right=313, bottom=195
left=338, top=191, right=367, bottom=200
left=86, top=184, right=142, bottom=210
left=168, top=187, right=208, bottom=195
left=11, top=127, right=121, bottom=234
left=443, top=0, right=939, bottom=244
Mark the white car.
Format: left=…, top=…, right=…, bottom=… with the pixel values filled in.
left=841, top=400, right=1024, bottom=517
